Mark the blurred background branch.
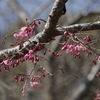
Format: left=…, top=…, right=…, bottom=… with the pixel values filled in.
left=7, top=0, right=29, bottom=23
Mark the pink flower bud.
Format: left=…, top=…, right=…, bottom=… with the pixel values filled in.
left=30, top=82, right=39, bottom=88
left=63, top=31, right=68, bottom=36
left=29, top=50, right=34, bottom=54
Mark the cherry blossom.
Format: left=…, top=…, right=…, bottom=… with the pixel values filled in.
left=30, top=82, right=39, bottom=88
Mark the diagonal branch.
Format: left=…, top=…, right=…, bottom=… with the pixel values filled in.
left=0, top=0, right=68, bottom=63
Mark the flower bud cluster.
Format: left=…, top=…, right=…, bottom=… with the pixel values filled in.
left=0, top=44, right=45, bottom=72
left=14, top=26, right=35, bottom=39
left=24, top=45, right=44, bottom=62
left=62, top=31, right=94, bottom=58
left=13, top=20, right=41, bottom=40
left=24, top=53, right=39, bottom=62
left=0, top=58, right=25, bottom=71
left=95, top=94, right=100, bottom=100
left=13, top=20, right=40, bottom=40
left=29, top=67, right=52, bottom=88
left=83, top=35, right=91, bottom=42
left=61, top=43, right=86, bottom=58
left=30, top=82, right=39, bottom=88
left=30, top=75, right=41, bottom=88
left=14, top=75, right=25, bottom=82
left=92, top=56, right=100, bottom=65
left=52, top=52, right=62, bottom=57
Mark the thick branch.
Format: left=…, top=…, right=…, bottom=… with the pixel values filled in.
left=0, top=20, right=100, bottom=63
left=0, top=0, right=68, bottom=62
left=44, top=0, right=67, bottom=31
left=57, top=21, right=100, bottom=34
left=40, top=0, right=68, bottom=43
left=0, top=0, right=100, bottom=63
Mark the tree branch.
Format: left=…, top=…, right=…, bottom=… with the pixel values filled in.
left=0, top=0, right=68, bottom=62
left=0, top=20, right=100, bottom=63
left=57, top=21, right=100, bottom=34
left=0, top=0, right=100, bottom=63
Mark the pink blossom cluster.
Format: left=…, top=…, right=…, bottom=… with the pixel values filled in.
left=63, top=31, right=68, bottom=36
left=0, top=45, right=45, bottom=72
left=0, top=59, right=12, bottom=71
left=14, top=26, right=35, bottom=39
left=83, top=35, right=91, bottom=42
left=13, top=20, right=41, bottom=40
left=2, top=59, right=12, bottom=66
left=15, top=75, right=42, bottom=94
left=95, top=94, right=100, bottom=100
left=0, top=58, right=25, bottom=71
left=96, top=56, right=100, bottom=60
left=24, top=45, right=44, bottom=62
left=61, top=44, right=86, bottom=58
left=62, top=44, right=86, bottom=53
left=30, top=75, right=41, bottom=81
left=14, top=75, right=24, bottom=82
left=92, top=56, right=100, bottom=65
left=66, top=44, right=86, bottom=53
left=24, top=49, right=39, bottom=62
left=33, top=45, right=44, bottom=52
left=44, top=48, right=62, bottom=57
left=29, top=67, right=53, bottom=88
left=52, top=52, right=62, bottom=57
left=30, top=82, right=39, bottom=88
left=32, top=20, right=41, bottom=28
left=30, top=75, right=42, bottom=88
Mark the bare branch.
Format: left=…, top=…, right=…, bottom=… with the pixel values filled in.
left=57, top=21, right=100, bottom=34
